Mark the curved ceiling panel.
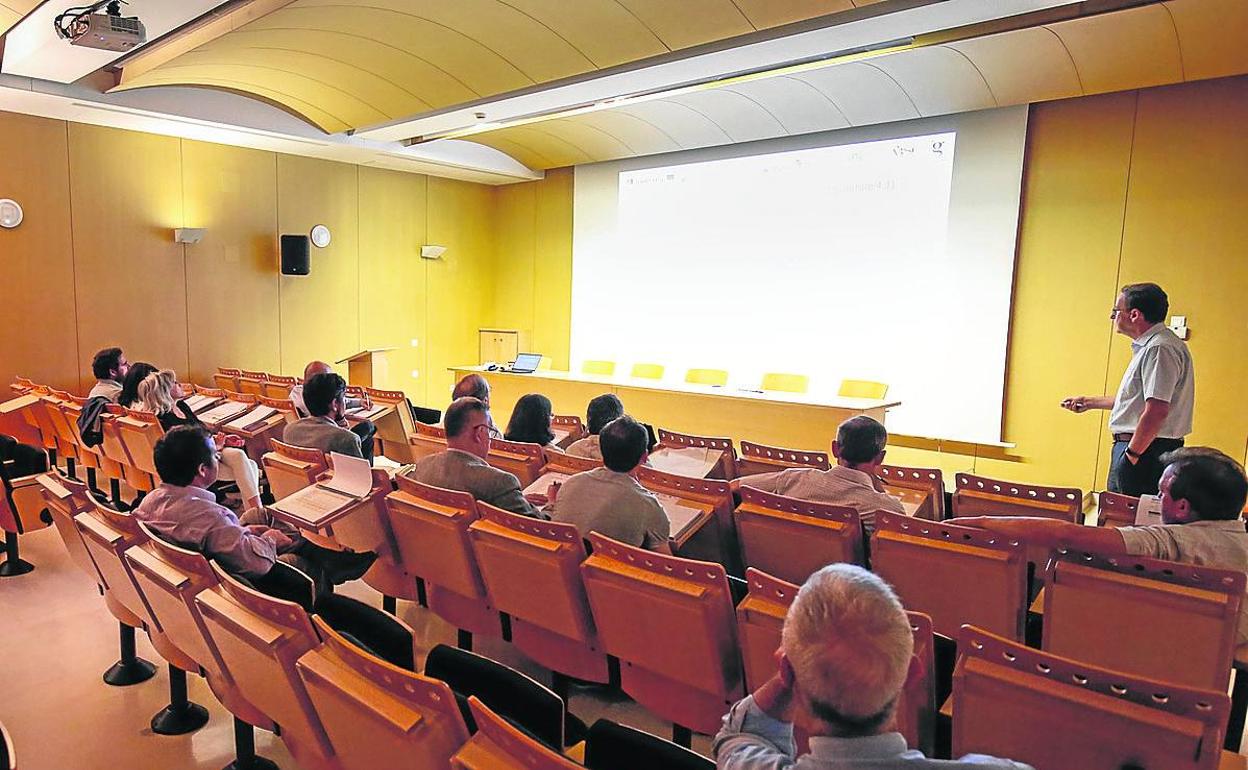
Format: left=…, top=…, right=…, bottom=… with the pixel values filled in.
left=733, top=0, right=861, bottom=29
left=574, top=110, right=684, bottom=157
left=1165, top=0, right=1248, bottom=81
left=948, top=26, right=1082, bottom=106
left=869, top=45, right=997, bottom=116
left=729, top=76, right=852, bottom=135
left=1048, top=4, right=1182, bottom=94
left=664, top=88, right=787, bottom=143
left=614, top=99, right=736, bottom=148
left=795, top=62, right=922, bottom=126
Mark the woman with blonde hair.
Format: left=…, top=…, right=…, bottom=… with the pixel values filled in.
left=136, top=370, right=264, bottom=511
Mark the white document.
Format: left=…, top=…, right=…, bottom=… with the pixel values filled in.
left=323, top=452, right=374, bottom=497
left=183, top=393, right=219, bottom=413
left=199, top=401, right=250, bottom=425
left=524, top=472, right=570, bottom=498
left=1134, top=494, right=1164, bottom=526
left=224, top=405, right=277, bottom=431
left=551, top=427, right=572, bottom=446
left=348, top=404, right=388, bottom=420
left=270, top=453, right=374, bottom=526
left=648, top=446, right=721, bottom=478
left=656, top=493, right=706, bottom=538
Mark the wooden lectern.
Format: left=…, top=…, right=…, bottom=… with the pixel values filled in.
left=336, top=348, right=394, bottom=388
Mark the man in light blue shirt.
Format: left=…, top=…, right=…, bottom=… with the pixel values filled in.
left=713, top=564, right=1032, bottom=770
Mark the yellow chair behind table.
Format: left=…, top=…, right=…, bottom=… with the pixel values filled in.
left=297, top=615, right=470, bottom=770
left=735, top=568, right=936, bottom=757
left=684, top=368, right=728, bottom=387
left=630, top=363, right=664, bottom=380
left=452, top=696, right=581, bottom=770
left=760, top=372, right=809, bottom=394
left=734, top=486, right=863, bottom=585
left=581, top=360, right=616, bottom=376
left=262, top=439, right=328, bottom=501
left=1042, top=551, right=1244, bottom=691
left=838, top=379, right=888, bottom=399
left=468, top=503, right=610, bottom=686
left=579, top=533, right=744, bottom=745
left=953, top=625, right=1231, bottom=770
left=871, top=512, right=1028, bottom=641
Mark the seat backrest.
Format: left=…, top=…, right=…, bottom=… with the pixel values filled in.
left=263, top=439, right=328, bottom=500
left=297, top=616, right=470, bottom=770
left=540, top=447, right=602, bottom=475
left=451, top=697, right=582, bottom=770
left=734, top=486, right=863, bottom=584
left=837, top=379, right=888, bottom=399
left=630, top=363, right=664, bottom=380
left=759, top=372, right=809, bottom=394
left=262, top=375, right=297, bottom=400
left=580, top=360, right=616, bottom=376
left=40, top=392, right=80, bottom=456
left=426, top=644, right=566, bottom=751
left=580, top=533, right=743, bottom=732
left=237, top=375, right=267, bottom=397
left=116, top=410, right=164, bottom=477
left=953, top=625, right=1229, bottom=770
left=74, top=498, right=154, bottom=627
left=213, top=370, right=240, bottom=391
left=736, top=440, right=830, bottom=477
left=634, top=465, right=736, bottom=565
left=485, top=438, right=545, bottom=486
left=952, top=472, right=1082, bottom=523
left=468, top=504, right=600, bottom=676
left=550, top=414, right=587, bottom=445
left=584, top=719, right=714, bottom=770
left=876, top=464, right=946, bottom=521
left=655, top=428, right=737, bottom=479
left=1095, top=491, right=1139, bottom=527
left=411, top=422, right=448, bottom=460
left=734, top=568, right=935, bottom=755
left=684, top=368, right=728, bottom=387
left=384, top=477, right=484, bottom=599
left=38, top=471, right=101, bottom=588
left=258, top=396, right=299, bottom=422
left=871, top=512, right=1028, bottom=640
left=1042, top=552, right=1244, bottom=690
left=195, top=563, right=338, bottom=769
left=98, top=404, right=135, bottom=468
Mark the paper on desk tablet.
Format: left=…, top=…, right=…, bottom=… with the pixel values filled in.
left=199, top=401, right=249, bottom=424
left=225, top=405, right=277, bottom=430
left=649, top=446, right=719, bottom=478
left=272, top=486, right=353, bottom=525
left=656, top=493, right=704, bottom=537
left=524, top=472, right=569, bottom=498
left=324, top=452, right=373, bottom=497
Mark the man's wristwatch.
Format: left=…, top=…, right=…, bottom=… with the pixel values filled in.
left=1125, top=447, right=1141, bottom=461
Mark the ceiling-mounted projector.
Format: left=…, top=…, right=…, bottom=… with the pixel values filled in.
left=54, top=0, right=146, bottom=52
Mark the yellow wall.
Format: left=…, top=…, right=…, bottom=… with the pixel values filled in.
left=490, top=76, right=1248, bottom=490
left=0, top=115, right=494, bottom=406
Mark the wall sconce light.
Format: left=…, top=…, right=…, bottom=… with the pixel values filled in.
left=310, top=224, right=331, bottom=248
left=420, top=244, right=447, bottom=260
left=174, top=228, right=206, bottom=244
left=0, top=199, right=23, bottom=229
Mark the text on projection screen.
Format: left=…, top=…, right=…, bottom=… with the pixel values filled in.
left=570, top=130, right=1008, bottom=444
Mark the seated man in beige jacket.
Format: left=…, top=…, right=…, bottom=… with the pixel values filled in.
left=403, top=397, right=545, bottom=518
left=283, top=372, right=367, bottom=459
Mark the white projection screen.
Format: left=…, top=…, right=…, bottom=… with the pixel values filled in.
left=572, top=106, right=1028, bottom=444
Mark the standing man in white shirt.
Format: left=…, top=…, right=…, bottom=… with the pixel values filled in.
left=1061, top=283, right=1194, bottom=496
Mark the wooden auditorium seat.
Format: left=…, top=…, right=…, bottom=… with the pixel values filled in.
left=734, top=486, right=863, bottom=585
left=259, top=395, right=300, bottom=422
left=550, top=414, right=587, bottom=448
left=952, top=472, right=1082, bottom=523
left=837, top=379, right=888, bottom=399
left=38, top=389, right=82, bottom=477
left=684, top=368, right=729, bottom=387
left=115, top=409, right=164, bottom=493
left=871, top=512, right=1028, bottom=641
left=468, top=503, right=610, bottom=686
left=195, top=563, right=341, bottom=770
left=297, top=616, right=470, bottom=770
left=261, top=374, right=297, bottom=399
left=411, top=422, right=448, bottom=461
left=953, top=625, right=1231, bottom=770
left=485, top=437, right=545, bottom=487
left=634, top=465, right=735, bottom=570
left=126, top=522, right=280, bottom=764
left=237, top=372, right=268, bottom=397
left=384, top=477, right=498, bottom=647
left=450, top=696, right=581, bottom=770
left=877, top=463, right=946, bottom=521
left=0, top=464, right=49, bottom=577
left=760, top=372, right=809, bottom=394
left=630, top=363, right=664, bottom=380
left=1094, top=490, right=1139, bottom=527
left=38, top=471, right=157, bottom=686
left=1041, top=551, right=1244, bottom=691
left=580, top=360, right=616, bottom=376
left=358, top=386, right=420, bottom=462
left=579, top=533, right=744, bottom=745
left=262, top=439, right=328, bottom=500
left=736, top=440, right=830, bottom=477
left=540, top=446, right=603, bottom=475
left=734, top=568, right=936, bottom=756
left=654, top=428, right=737, bottom=480
left=98, top=404, right=150, bottom=499
left=213, top=368, right=242, bottom=391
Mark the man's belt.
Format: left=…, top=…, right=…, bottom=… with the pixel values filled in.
left=1113, top=433, right=1133, bottom=442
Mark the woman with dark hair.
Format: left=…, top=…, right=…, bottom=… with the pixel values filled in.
left=117, top=361, right=158, bottom=408
left=504, top=393, right=556, bottom=446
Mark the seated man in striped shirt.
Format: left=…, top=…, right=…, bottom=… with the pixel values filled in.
left=733, top=416, right=904, bottom=535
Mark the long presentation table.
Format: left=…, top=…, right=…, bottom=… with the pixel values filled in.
left=450, top=366, right=899, bottom=451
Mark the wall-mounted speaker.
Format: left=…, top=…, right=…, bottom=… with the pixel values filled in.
left=280, top=234, right=310, bottom=275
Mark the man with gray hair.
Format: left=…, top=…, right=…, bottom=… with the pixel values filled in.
left=733, top=416, right=904, bottom=535
left=714, top=564, right=1032, bottom=769
left=452, top=373, right=502, bottom=438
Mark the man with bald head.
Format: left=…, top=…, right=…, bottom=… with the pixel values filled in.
left=452, top=373, right=502, bottom=438
left=289, top=360, right=377, bottom=462
left=714, top=564, right=1031, bottom=769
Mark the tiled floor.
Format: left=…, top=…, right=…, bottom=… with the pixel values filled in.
left=0, top=525, right=713, bottom=769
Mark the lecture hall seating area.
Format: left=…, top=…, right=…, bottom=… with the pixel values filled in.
left=1, top=367, right=1247, bottom=770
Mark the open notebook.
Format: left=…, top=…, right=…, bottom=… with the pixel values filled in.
left=270, top=452, right=373, bottom=527
left=198, top=400, right=252, bottom=426
left=648, top=446, right=722, bottom=478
